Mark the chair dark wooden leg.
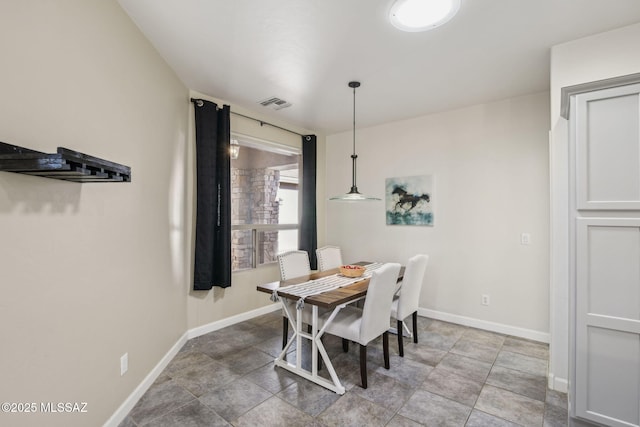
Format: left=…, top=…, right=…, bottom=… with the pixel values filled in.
left=397, top=319, right=404, bottom=357
left=282, top=316, right=289, bottom=349
left=359, top=344, right=368, bottom=389
left=383, top=332, right=390, bottom=369
left=342, top=338, right=349, bottom=352
left=412, top=311, right=418, bottom=343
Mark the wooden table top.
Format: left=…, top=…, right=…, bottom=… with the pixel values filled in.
left=256, top=262, right=404, bottom=309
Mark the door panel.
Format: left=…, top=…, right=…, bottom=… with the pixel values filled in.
left=586, top=225, right=640, bottom=320
left=576, top=218, right=640, bottom=427
left=584, top=326, right=640, bottom=426
left=576, top=84, right=640, bottom=210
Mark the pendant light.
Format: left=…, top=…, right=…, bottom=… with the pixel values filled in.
left=330, top=81, right=380, bottom=201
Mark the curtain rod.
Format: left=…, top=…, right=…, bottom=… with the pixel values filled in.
left=190, top=98, right=307, bottom=138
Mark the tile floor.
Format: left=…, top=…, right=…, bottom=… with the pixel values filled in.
left=118, top=311, right=568, bottom=427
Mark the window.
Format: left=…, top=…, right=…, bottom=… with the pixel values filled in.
left=230, top=135, right=301, bottom=271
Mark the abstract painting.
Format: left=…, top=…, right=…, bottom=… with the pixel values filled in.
left=386, top=175, right=434, bottom=226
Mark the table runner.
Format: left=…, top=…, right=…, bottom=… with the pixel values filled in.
left=271, top=262, right=385, bottom=308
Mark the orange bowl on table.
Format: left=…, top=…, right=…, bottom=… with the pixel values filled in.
left=339, top=264, right=365, bottom=278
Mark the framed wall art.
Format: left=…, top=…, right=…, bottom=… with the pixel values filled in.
left=385, top=175, right=434, bottom=226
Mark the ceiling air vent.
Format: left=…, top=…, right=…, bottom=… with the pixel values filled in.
left=259, top=96, right=292, bottom=110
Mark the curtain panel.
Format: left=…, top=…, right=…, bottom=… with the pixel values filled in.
left=299, top=134, right=318, bottom=269
left=192, top=99, right=231, bottom=290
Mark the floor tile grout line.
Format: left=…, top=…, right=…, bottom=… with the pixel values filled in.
left=466, top=339, right=499, bottom=425
left=465, top=339, right=532, bottom=427
left=121, top=314, right=564, bottom=427
left=415, top=327, right=548, bottom=427
left=133, top=396, right=198, bottom=427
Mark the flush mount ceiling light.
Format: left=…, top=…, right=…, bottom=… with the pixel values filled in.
left=330, top=82, right=380, bottom=202
left=389, top=0, right=461, bottom=32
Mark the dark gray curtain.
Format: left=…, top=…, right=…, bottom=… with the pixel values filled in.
left=192, top=99, right=231, bottom=290
left=299, top=135, right=318, bottom=269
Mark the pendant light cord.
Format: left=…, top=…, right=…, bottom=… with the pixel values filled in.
left=352, top=84, right=357, bottom=158
left=349, top=81, right=360, bottom=193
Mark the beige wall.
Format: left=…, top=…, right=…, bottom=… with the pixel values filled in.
left=549, top=21, right=640, bottom=392
left=0, top=1, right=189, bottom=426
left=326, top=92, right=551, bottom=339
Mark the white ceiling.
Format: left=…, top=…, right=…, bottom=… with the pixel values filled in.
left=118, top=0, right=640, bottom=134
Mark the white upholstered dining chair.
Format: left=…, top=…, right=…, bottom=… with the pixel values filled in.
left=278, top=250, right=311, bottom=281
left=316, top=245, right=343, bottom=271
left=319, top=262, right=401, bottom=389
left=391, top=254, right=429, bottom=357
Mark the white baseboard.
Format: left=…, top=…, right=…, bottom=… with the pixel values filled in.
left=103, top=331, right=188, bottom=427
left=187, top=303, right=281, bottom=339
left=548, top=373, right=569, bottom=393
left=419, top=308, right=550, bottom=343
left=419, top=309, right=570, bottom=391
left=104, top=303, right=280, bottom=427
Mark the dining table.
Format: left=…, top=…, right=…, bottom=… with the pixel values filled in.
left=256, top=261, right=404, bottom=394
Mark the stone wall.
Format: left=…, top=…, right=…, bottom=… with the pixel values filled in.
left=231, top=168, right=280, bottom=270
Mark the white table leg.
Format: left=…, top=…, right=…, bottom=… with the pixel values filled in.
left=311, top=305, right=318, bottom=376
left=315, top=305, right=346, bottom=391
left=388, top=320, right=413, bottom=338
left=295, top=303, right=302, bottom=370
left=273, top=299, right=347, bottom=395
left=277, top=300, right=297, bottom=360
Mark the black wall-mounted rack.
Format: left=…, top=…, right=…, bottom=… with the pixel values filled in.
left=0, top=142, right=131, bottom=183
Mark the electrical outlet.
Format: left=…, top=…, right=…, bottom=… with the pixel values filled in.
left=521, top=233, right=531, bottom=245
left=120, top=353, right=128, bottom=376
left=482, top=294, right=490, bottom=306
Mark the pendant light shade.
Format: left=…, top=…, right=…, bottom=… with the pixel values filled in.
left=330, top=81, right=380, bottom=202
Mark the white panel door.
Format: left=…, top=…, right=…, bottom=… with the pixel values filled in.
left=575, top=83, right=640, bottom=210
left=575, top=218, right=640, bottom=427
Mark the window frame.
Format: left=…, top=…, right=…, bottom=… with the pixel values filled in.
left=230, top=132, right=302, bottom=271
